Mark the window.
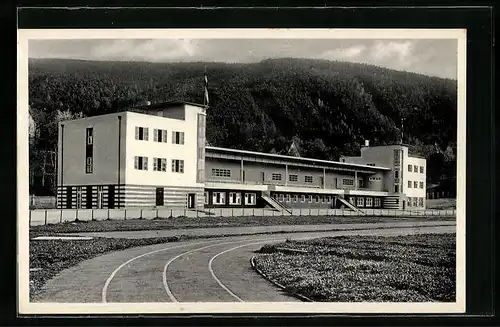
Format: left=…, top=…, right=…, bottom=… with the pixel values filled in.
left=153, top=158, right=167, bottom=172
left=245, top=193, right=256, bottom=205
left=204, top=192, right=209, bottom=205
left=358, top=179, right=364, bottom=188
left=414, top=181, right=418, bottom=188
left=408, top=181, right=412, bottom=188
left=394, top=170, right=399, bottom=179
left=292, top=194, right=298, bottom=202
left=367, top=163, right=376, bottom=166
left=357, top=197, right=364, bottom=207
left=172, top=131, right=185, bottom=144
left=229, top=192, right=241, bottom=205
left=327, top=196, right=331, bottom=203
left=374, top=198, right=381, bottom=207
left=285, top=194, right=290, bottom=202
left=76, top=187, right=83, bottom=209
left=272, top=173, right=282, bottom=181
left=408, top=198, right=412, bottom=207
left=308, top=195, right=313, bottom=203
left=171, top=159, right=184, bottom=173
left=414, top=165, right=418, bottom=172
left=278, top=194, right=284, bottom=202
left=134, top=156, right=148, bottom=170
left=289, top=174, right=298, bottom=182
left=315, top=195, right=320, bottom=203
left=420, top=166, right=424, bottom=174
left=394, top=185, right=399, bottom=193
left=153, top=129, right=168, bottom=143
left=419, top=197, right=424, bottom=207
left=212, top=192, right=226, bottom=205
left=419, top=181, right=424, bottom=189
left=212, top=168, right=231, bottom=178
left=366, top=197, right=373, bottom=207
left=135, top=126, right=149, bottom=141
left=321, top=196, right=325, bottom=203
left=86, top=128, right=93, bottom=145
left=300, top=195, right=305, bottom=203
left=86, top=158, right=93, bottom=173
left=408, top=164, right=412, bottom=172
left=413, top=197, right=418, bottom=207
left=85, top=127, right=94, bottom=174
left=305, top=176, right=313, bottom=183
left=342, top=179, right=354, bottom=186
left=369, top=176, right=381, bottom=181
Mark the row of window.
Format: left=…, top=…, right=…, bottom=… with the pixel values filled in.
left=369, top=176, right=382, bottom=181
left=134, top=156, right=184, bottom=173
left=407, top=197, right=425, bottom=207
left=408, top=164, right=425, bottom=174
left=135, top=126, right=185, bottom=144
left=408, top=181, right=425, bottom=189
left=206, top=191, right=257, bottom=205
left=273, top=193, right=382, bottom=207
left=348, top=196, right=382, bottom=208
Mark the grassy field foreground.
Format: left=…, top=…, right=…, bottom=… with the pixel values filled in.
left=254, top=233, right=456, bottom=302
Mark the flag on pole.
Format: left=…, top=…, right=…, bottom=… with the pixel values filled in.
left=204, top=68, right=209, bottom=106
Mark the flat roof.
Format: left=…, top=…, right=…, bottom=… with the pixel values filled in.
left=206, top=146, right=391, bottom=171
left=129, top=100, right=207, bottom=110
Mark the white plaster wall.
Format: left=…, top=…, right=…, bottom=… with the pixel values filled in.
left=124, top=107, right=205, bottom=188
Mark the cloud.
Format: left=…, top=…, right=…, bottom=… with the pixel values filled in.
left=318, top=44, right=367, bottom=60
left=28, top=38, right=457, bottom=79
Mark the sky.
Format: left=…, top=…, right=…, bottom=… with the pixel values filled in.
left=29, top=39, right=458, bottom=79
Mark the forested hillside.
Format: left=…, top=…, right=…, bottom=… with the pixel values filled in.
left=28, top=58, right=457, bottom=195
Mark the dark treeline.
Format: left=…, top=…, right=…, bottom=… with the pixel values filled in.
left=29, top=58, right=457, bottom=195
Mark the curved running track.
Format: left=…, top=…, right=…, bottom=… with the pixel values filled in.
left=35, top=224, right=455, bottom=303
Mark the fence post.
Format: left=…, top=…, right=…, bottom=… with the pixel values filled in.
left=184, top=208, right=186, bottom=217
left=171, top=209, right=173, bottom=218
left=44, top=210, right=47, bottom=225
left=124, top=209, right=126, bottom=220
left=29, top=211, right=32, bottom=227
left=107, top=209, right=110, bottom=220
left=140, top=209, right=143, bottom=219
left=91, top=209, right=94, bottom=221
left=60, top=209, right=63, bottom=223
left=76, top=209, right=79, bottom=221
left=232, top=207, right=234, bottom=217
left=156, top=209, right=158, bottom=219
left=253, top=208, right=255, bottom=217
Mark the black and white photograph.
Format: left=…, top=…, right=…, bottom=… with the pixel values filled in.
left=17, top=28, right=466, bottom=314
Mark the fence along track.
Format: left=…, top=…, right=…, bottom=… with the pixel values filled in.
left=28, top=207, right=457, bottom=227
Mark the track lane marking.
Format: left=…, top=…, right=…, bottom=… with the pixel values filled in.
left=162, top=238, right=273, bottom=302
left=102, top=240, right=217, bottom=303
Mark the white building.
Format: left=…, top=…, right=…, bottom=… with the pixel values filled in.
left=57, top=101, right=206, bottom=209
left=57, top=101, right=426, bottom=211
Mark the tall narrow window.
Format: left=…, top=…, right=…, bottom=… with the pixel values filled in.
left=408, top=181, right=412, bottom=188
left=420, top=166, right=424, bottom=174
left=172, top=131, right=185, bottom=144
left=135, top=126, right=149, bottom=141
left=154, top=129, right=168, bottom=143
left=134, top=156, right=148, bottom=170
left=153, top=158, right=167, bottom=172
left=408, top=164, right=412, bottom=172
left=85, top=127, right=93, bottom=174
left=171, top=159, right=184, bottom=173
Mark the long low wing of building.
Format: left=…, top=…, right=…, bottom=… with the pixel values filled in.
left=56, top=101, right=427, bottom=211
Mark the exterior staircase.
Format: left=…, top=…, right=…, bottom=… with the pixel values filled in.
left=261, top=195, right=293, bottom=214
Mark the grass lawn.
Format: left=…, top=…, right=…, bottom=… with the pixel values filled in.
left=254, top=233, right=456, bottom=302
left=426, top=198, right=456, bottom=210
left=30, top=215, right=455, bottom=235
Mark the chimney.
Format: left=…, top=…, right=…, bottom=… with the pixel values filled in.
left=365, top=140, right=370, bottom=147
